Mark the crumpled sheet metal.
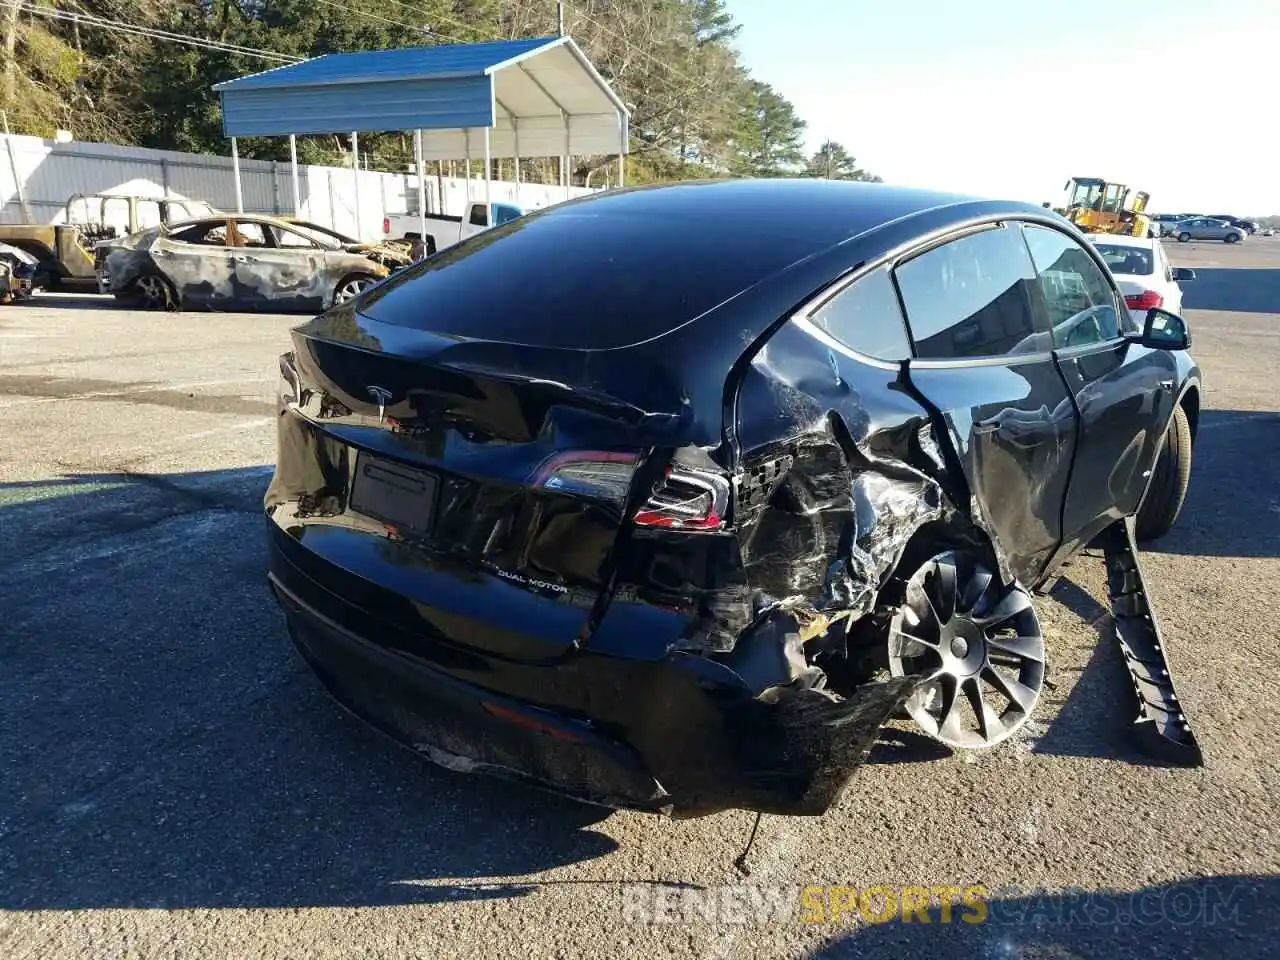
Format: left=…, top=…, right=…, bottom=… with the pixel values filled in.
left=736, top=416, right=947, bottom=652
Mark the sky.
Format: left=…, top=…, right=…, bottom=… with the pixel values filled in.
left=730, top=0, right=1280, bottom=214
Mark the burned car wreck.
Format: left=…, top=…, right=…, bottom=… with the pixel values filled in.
left=265, top=179, right=1203, bottom=817
left=101, top=213, right=412, bottom=312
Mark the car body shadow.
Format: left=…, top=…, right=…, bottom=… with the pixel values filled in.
left=1028, top=576, right=1168, bottom=765
left=1180, top=266, right=1280, bottom=313
left=1, top=468, right=623, bottom=912
left=1144, top=408, right=1280, bottom=559
left=804, top=874, right=1276, bottom=959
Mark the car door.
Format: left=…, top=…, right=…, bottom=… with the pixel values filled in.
left=231, top=220, right=326, bottom=312
left=1019, top=223, right=1178, bottom=557
left=894, top=222, right=1078, bottom=587
left=157, top=218, right=235, bottom=307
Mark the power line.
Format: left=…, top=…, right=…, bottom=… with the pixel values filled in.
left=1, top=2, right=302, bottom=62
left=310, top=0, right=422, bottom=35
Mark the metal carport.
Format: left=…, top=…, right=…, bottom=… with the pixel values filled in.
left=212, top=36, right=630, bottom=240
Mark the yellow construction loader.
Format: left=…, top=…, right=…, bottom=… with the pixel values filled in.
left=1057, top=177, right=1153, bottom=238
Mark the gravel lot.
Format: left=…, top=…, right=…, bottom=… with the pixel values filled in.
left=3, top=238, right=1278, bottom=959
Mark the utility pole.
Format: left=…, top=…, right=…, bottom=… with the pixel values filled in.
left=825, top=140, right=832, bottom=180
left=557, top=1, right=565, bottom=36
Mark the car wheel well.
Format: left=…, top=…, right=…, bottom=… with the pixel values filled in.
left=1179, top=386, right=1200, bottom=444
left=878, top=519, right=1004, bottom=608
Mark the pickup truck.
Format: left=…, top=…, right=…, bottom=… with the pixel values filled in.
left=382, top=201, right=524, bottom=256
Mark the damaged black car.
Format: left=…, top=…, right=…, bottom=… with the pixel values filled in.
left=264, top=179, right=1201, bottom=817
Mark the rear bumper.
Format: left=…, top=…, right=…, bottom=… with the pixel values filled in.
left=267, top=524, right=917, bottom=817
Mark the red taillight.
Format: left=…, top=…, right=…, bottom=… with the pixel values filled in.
left=533, top=452, right=729, bottom=531
left=382, top=217, right=390, bottom=235
left=1124, top=289, right=1164, bottom=311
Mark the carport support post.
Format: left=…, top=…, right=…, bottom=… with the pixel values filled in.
left=617, top=111, right=626, bottom=189
left=513, top=119, right=521, bottom=189
left=230, top=137, right=243, bottom=214
left=562, top=114, right=571, bottom=201
left=350, top=131, right=361, bottom=241
left=289, top=134, right=301, bottom=216
left=483, top=126, right=492, bottom=215
left=464, top=129, right=472, bottom=204
left=414, top=129, right=426, bottom=247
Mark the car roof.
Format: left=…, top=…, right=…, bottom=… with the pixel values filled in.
left=357, top=179, right=1052, bottom=352
left=162, top=212, right=300, bottom=232
left=536, top=178, right=985, bottom=247
left=1090, top=233, right=1155, bottom=249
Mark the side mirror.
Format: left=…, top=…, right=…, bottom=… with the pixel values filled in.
left=1128, top=307, right=1191, bottom=350
left=1172, top=267, right=1196, bottom=281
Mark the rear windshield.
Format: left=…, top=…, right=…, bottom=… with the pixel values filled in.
left=1094, top=243, right=1153, bottom=276
left=356, top=207, right=824, bottom=350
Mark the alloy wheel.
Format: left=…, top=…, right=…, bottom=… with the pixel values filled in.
left=136, top=274, right=171, bottom=309
left=335, top=277, right=372, bottom=304
left=888, top=551, right=1045, bottom=749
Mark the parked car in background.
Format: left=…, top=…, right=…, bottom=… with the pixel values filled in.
left=382, top=200, right=524, bottom=255
left=1174, top=218, right=1246, bottom=243
left=265, top=179, right=1202, bottom=817
left=1206, top=215, right=1257, bottom=234
left=0, top=241, right=38, bottom=302
left=1150, top=214, right=1186, bottom=237
left=1091, top=234, right=1195, bottom=325
left=102, top=214, right=412, bottom=311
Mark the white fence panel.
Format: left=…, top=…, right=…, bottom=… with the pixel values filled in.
left=0, top=134, right=602, bottom=242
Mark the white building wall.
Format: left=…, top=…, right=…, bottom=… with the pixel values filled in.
left=0, top=134, right=598, bottom=242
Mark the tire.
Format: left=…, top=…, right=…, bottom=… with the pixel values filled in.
left=1135, top=403, right=1193, bottom=542
left=333, top=273, right=376, bottom=305
left=133, top=271, right=179, bottom=311
left=1224, top=233, right=1239, bottom=244
left=1177, top=232, right=1191, bottom=243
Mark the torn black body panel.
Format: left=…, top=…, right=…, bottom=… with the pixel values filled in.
left=1098, top=516, right=1202, bottom=765
left=269, top=547, right=921, bottom=817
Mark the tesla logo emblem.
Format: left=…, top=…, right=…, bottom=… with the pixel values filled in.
left=366, top=385, right=393, bottom=422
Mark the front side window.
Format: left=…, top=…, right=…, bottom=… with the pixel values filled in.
left=1022, top=224, right=1128, bottom=344
left=808, top=266, right=911, bottom=362
left=234, top=221, right=268, bottom=247
left=895, top=224, right=1043, bottom=359
left=271, top=226, right=321, bottom=249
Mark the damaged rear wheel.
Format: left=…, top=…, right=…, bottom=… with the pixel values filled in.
left=134, top=272, right=178, bottom=311
left=888, top=551, right=1045, bottom=749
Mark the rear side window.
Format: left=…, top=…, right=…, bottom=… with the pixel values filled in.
left=169, top=221, right=228, bottom=246
left=1094, top=243, right=1154, bottom=276
left=1021, top=225, right=1130, bottom=344
left=895, top=224, right=1043, bottom=359
left=469, top=205, right=488, bottom=227
left=808, top=267, right=911, bottom=362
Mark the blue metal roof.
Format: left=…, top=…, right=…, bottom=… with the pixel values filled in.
left=213, top=35, right=629, bottom=152
left=214, top=37, right=561, bottom=92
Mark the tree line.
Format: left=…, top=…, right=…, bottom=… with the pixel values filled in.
left=0, top=0, right=879, bottom=186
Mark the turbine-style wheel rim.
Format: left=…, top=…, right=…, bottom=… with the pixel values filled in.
left=335, top=278, right=371, bottom=303
left=888, top=551, right=1045, bottom=749
left=137, top=275, right=169, bottom=308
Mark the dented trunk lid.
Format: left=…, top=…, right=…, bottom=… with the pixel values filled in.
left=267, top=309, right=705, bottom=664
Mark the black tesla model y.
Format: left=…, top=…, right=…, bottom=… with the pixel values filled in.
left=265, top=179, right=1200, bottom=817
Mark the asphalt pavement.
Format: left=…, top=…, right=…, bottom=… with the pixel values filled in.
left=2, top=240, right=1278, bottom=959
